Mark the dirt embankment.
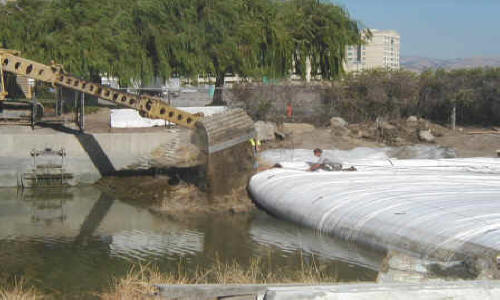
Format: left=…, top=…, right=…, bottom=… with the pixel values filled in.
left=265, top=118, right=500, bottom=158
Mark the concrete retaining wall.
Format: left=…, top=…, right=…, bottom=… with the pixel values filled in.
left=0, top=127, right=178, bottom=187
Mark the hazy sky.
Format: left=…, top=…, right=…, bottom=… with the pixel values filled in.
left=333, top=0, right=500, bottom=59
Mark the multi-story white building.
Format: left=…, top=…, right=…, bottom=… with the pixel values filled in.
left=345, top=29, right=400, bottom=73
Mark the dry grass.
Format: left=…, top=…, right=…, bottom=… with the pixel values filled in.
left=102, top=256, right=339, bottom=299
left=0, top=279, right=44, bottom=300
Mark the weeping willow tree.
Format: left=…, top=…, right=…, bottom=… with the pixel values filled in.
left=278, top=0, right=364, bottom=80
left=189, top=0, right=364, bottom=104
left=0, top=0, right=363, bottom=104
left=0, top=0, right=151, bottom=83
left=191, top=0, right=292, bottom=104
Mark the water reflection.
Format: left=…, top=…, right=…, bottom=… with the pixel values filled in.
left=0, top=186, right=379, bottom=296
left=21, top=189, right=69, bottom=224
left=250, top=212, right=385, bottom=271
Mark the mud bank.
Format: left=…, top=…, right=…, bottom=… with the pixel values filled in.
left=98, top=174, right=255, bottom=215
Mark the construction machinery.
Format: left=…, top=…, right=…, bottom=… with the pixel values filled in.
left=0, top=49, right=42, bottom=125
left=1, top=49, right=256, bottom=194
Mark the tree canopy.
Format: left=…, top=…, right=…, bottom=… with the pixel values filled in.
left=0, top=0, right=363, bottom=102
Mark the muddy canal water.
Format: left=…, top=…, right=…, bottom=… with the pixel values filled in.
left=0, top=186, right=380, bottom=297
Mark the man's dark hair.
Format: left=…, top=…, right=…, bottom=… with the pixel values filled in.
left=313, top=148, right=322, bottom=154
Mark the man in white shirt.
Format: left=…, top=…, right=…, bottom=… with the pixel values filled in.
left=309, top=148, right=343, bottom=171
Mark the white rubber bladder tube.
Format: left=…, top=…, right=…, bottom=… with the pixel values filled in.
left=249, top=158, right=500, bottom=266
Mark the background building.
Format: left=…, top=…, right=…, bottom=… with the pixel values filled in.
left=345, top=29, right=400, bottom=73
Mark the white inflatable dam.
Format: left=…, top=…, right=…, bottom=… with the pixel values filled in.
left=249, top=149, right=500, bottom=278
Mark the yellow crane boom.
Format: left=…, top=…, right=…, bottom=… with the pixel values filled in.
left=0, top=49, right=200, bottom=128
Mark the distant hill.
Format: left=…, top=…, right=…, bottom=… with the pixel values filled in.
left=401, top=56, right=500, bottom=73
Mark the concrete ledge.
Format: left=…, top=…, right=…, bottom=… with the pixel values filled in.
left=156, top=281, right=500, bottom=300
left=156, top=283, right=332, bottom=299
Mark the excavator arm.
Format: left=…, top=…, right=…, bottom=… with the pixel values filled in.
left=0, top=49, right=200, bottom=128
left=0, top=49, right=255, bottom=155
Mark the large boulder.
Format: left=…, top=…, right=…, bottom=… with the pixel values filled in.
left=330, top=117, right=348, bottom=128
left=281, top=123, right=315, bottom=135
left=418, top=129, right=435, bottom=143
left=254, top=121, right=277, bottom=141
left=407, top=116, right=418, bottom=123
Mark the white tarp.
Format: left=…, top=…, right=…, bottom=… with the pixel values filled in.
left=110, top=106, right=227, bottom=128
left=111, top=109, right=167, bottom=128
left=250, top=148, right=500, bottom=265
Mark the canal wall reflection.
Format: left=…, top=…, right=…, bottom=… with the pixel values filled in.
left=0, top=187, right=204, bottom=258
left=0, top=186, right=378, bottom=294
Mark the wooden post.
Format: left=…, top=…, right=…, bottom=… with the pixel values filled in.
left=451, top=103, right=456, bottom=131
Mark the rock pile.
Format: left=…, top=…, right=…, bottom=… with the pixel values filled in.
left=346, top=116, right=446, bottom=146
